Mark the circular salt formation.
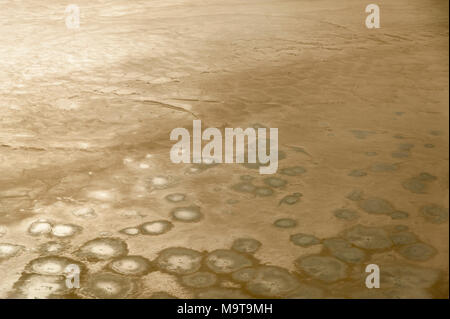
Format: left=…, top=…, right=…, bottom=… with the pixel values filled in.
left=171, top=206, right=203, bottom=223
left=25, top=256, right=82, bottom=276
left=381, top=264, right=441, bottom=289
left=359, top=198, right=395, bottom=215
left=181, top=271, right=217, bottom=288
left=346, top=189, right=363, bottom=201
left=76, top=237, right=128, bottom=261
left=254, top=187, right=274, bottom=197
left=263, top=177, right=287, bottom=188
left=139, top=220, right=173, bottom=235
left=290, top=233, right=320, bottom=247
left=280, top=166, right=306, bottom=176
left=165, top=193, right=186, bottom=203
left=107, top=255, right=152, bottom=276
left=397, top=243, right=437, bottom=261
left=196, top=287, right=250, bottom=299
left=11, top=274, right=69, bottom=299
left=232, top=238, right=262, bottom=254
left=28, top=221, right=53, bottom=236
left=231, top=268, right=257, bottom=283
left=274, top=218, right=297, bottom=228
left=245, top=266, right=300, bottom=298
left=156, top=247, right=203, bottom=275
left=79, top=273, right=137, bottom=299
left=205, top=249, right=253, bottom=274
left=334, top=209, right=359, bottom=221
left=279, top=193, right=302, bottom=205
left=150, top=176, right=170, bottom=189
left=0, top=243, right=24, bottom=260
left=389, top=232, right=418, bottom=246
left=323, top=238, right=366, bottom=263
left=240, top=175, right=254, bottom=181
left=231, top=182, right=256, bottom=193
left=417, top=172, right=437, bottom=182
left=402, top=177, right=427, bottom=194
left=370, top=163, right=399, bottom=172
left=87, top=190, right=116, bottom=202
left=72, top=207, right=97, bottom=219
left=420, top=204, right=449, bottom=224
left=295, top=255, right=348, bottom=283
left=51, top=224, right=82, bottom=238
left=404, top=178, right=428, bottom=193
left=390, top=211, right=409, bottom=220
left=119, top=227, right=140, bottom=236
left=343, top=225, right=392, bottom=250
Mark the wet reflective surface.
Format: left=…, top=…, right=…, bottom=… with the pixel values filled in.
left=0, top=0, right=448, bottom=298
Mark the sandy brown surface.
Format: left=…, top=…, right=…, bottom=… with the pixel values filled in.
left=0, top=0, right=448, bottom=298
